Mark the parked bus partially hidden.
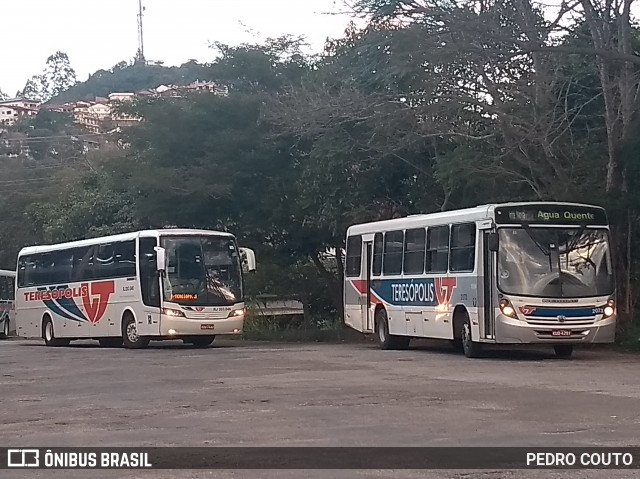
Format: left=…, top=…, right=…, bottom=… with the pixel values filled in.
left=15, top=229, right=256, bottom=349
left=343, top=202, right=616, bottom=359
left=0, top=269, right=16, bottom=339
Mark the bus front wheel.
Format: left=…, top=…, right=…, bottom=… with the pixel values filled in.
left=375, top=309, right=409, bottom=350
left=122, top=314, right=150, bottom=349
left=459, top=312, right=482, bottom=358
left=42, top=316, right=70, bottom=347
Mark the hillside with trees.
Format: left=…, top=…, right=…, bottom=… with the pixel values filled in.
left=2, top=0, right=640, bottom=343
left=48, top=60, right=214, bottom=104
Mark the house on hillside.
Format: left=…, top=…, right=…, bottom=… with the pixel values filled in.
left=108, top=92, right=135, bottom=103
left=72, top=102, right=112, bottom=133
left=0, top=97, right=40, bottom=125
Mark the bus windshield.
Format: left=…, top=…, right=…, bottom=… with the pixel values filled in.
left=161, top=236, right=242, bottom=306
left=497, top=227, right=614, bottom=298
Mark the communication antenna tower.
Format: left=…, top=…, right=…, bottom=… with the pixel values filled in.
left=136, top=0, right=146, bottom=63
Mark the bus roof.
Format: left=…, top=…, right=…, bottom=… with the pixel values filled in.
left=17, top=228, right=236, bottom=256
left=346, top=201, right=606, bottom=235
left=0, top=269, right=16, bottom=277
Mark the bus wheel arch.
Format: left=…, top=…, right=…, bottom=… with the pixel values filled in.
left=121, top=310, right=149, bottom=349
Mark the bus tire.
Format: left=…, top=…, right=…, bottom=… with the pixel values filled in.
left=42, top=316, right=70, bottom=347
left=554, top=345, right=574, bottom=359
left=186, top=336, right=215, bottom=347
left=0, top=318, right=9, bottom=339
left=98, top=338, right=124, bottom=348
left=460, top=312, right=482, bottom=358
left=122, top=314, right=150, bottom=349
left=375, top=308, right=409, bottom=350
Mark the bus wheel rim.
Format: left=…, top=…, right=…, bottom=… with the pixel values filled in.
left=45, top=322, right=53, bottom=341
left=463, top=323, right=470, bottom=347
left=126, top=322, right=138, bottom=342
left=379, top=322, right=386, bottom=343
left=4, top=320, right=8, bottom=336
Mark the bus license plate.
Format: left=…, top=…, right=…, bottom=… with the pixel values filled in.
left=201, top=324, right=215, bottom=330
left=551, top=330, right=571, bottom=337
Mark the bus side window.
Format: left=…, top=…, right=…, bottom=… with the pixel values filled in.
left=34, top=253, right=53, bottom=286
left=372, top=233, right=383, bottom=276
left=403, top=228, right=426, bottom=275
left=345, top=235, right=363, bottom=277
left=139, top=238, right=160, bottom=308
left=9, top=277, right=15, bottom=300
left=450, top=223, right=477, bottom=272
left=383, top=230, right=404, bottom=275
left=17, top=256, right=28, bottom=288
left=114, top=240, right=136, bottom=278
left=426, top=226, right=449, bottom=273
left=0, top=276, right=7, bottom=301
left=51, top=250, right=73, bottom=284
left=72, top=246, right=95, bottom=282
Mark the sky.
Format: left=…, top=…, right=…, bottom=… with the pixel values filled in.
left=0, top=0, right=360, bottom=96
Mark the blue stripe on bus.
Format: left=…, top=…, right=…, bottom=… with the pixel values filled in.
left=43, top=300, right=84, bottom=322
left=526, top=308, right=596, bottom=318
left=55, top=296, right=88, bottom=322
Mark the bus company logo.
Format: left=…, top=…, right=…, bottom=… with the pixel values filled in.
left=520, top=306, right=537, bottom=315
left=195, top=307, right=205, bottom=312
left=435, top=277, right=457, bottom=305
left=25, top=281, right=115, bottom=324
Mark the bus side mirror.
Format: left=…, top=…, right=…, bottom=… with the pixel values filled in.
left=488, top=233, right=499, bottom=252
left=240, top=247, right=256, bottom=273
left=154, top=246, right=166, bottom=272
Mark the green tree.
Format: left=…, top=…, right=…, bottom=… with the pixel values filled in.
left=19, top=51, right=77, bottom=102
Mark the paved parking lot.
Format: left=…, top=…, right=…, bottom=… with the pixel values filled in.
left=1, top=337, right=640, bottom=478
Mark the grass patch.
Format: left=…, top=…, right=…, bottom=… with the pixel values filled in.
left=240, top=312, right=370, bottom=343
left=612, top=320, right=640, bottom=352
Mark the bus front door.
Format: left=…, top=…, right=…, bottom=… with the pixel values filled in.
left=361, top=241, right=373, bottom=333
left=481, top=231, right=496, bottom=340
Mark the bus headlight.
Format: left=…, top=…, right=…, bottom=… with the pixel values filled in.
left=162, top=308, right=185, bottom=318
left=603, top=299, right=615, bottom=318
left=499, top=299, right=518, bottom=319
left=227, top=308, right=246, bottom=318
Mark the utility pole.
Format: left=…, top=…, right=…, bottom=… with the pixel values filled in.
left=136, top=0, right=146, bottom=64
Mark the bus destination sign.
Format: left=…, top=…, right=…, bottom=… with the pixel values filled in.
left=494, top=204, right=608, bottom=226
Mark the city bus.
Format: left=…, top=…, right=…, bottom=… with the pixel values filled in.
left=343, top=202, right=616, bottom=359
left=15, top=229, right=256, bottom=349
left=0, top=269, right=16, bottom=339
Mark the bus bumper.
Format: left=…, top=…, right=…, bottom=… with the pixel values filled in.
left=160, top=316, right=244, bottom=337
left=495, top=314, right=617, bottom=344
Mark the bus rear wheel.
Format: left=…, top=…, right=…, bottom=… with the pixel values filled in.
left=42, top=317, right=70, bottom=347
left=122, top=314, right=150, bottom=349
left=554, top=345, right=574, bottom=359
left=98, top=338, right=124, bottom=348
left=376, top=309, right=409, bottom=350
left=185, top=336, right=215, bottom=347
left=0, top=319, right=9, bottom=339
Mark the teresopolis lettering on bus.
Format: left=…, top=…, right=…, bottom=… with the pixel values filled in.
left=23, top=281, right=115, bottom=323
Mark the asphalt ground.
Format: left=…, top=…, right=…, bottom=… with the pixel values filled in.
left=1, top=337, right=639, bottom=479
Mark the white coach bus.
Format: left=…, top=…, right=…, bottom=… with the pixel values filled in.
left=343, top=202, right=616, bottom=359
left=0, top=269, right=16, bottom=339
left=15, top=229, right=256, bottom=349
